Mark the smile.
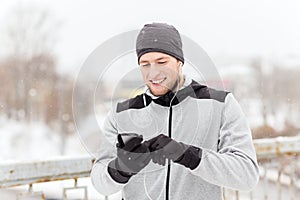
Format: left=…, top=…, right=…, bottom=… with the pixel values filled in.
left=150, top=78, right=166, bottom=84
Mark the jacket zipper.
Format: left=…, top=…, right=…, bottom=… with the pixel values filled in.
left=165, top=105, right=172, bottom=200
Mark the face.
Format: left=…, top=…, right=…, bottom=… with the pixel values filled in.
left=139, top=52, right=183, bottom=96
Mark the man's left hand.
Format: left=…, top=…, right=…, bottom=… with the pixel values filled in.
left=144, top=134, right=202, bottom=170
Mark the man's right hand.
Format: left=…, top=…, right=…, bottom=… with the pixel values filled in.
left=108, top=134, right=151, bottom=183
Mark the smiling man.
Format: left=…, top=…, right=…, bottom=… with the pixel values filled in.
left=91, top=22, right=259, bottom=200
left=139, top=52, right=184, bottom=96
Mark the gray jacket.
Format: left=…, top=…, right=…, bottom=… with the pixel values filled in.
left=91, top=77, right=259, bottom=200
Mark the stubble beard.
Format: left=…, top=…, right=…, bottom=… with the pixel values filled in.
left=148, top=74, right=183, bottom=96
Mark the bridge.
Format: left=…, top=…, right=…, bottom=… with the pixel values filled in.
left=1, top=136, right=300, bottom=200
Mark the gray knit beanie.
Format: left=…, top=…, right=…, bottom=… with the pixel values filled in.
left=136, top=22, right=184, bottom=64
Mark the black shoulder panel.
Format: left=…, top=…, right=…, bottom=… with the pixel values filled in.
left=116, top=94, right=152, bottom=113
left=191, top=80, right=230, bottom=103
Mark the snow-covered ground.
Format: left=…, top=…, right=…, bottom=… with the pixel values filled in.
left=0, top=116, right=92, bottom=161
left=0, top=116, right=110, bottom=199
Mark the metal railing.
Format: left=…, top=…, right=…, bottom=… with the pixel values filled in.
left=0, top=155, right=96, bottom=199
left=224, top=136, right=300, bottom=200
left=1, top=136, right=300, bottom=200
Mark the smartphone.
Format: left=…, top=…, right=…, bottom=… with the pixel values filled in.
left=117, top=133, right=141, bottom=148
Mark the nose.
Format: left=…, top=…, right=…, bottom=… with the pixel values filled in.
left=148, top=64, right=161, bottom=79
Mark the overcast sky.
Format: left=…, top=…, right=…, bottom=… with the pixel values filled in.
left=0, top=0, right=300, bottom=75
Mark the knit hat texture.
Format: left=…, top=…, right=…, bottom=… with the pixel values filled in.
left=136, top=22, right=184, bottom=64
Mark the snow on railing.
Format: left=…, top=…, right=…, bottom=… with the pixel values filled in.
left=0, top=155, right=96, bottom=199
left=255, top=136, right=300, bottom=159
left=224, top=136, right=300, bottom=200
left=1, top=136, right=300, bottom=200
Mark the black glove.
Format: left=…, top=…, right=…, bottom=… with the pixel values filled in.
left=146, top=134, right=202, bottom=170
left=108, top=134, right=151, bottom=183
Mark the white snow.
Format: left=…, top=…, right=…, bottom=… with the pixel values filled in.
left=0, top=115, right=114, bottom=199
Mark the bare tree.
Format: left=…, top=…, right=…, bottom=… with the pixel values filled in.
left=1, top=5, right=59, bottom=122
left=250, top=57, right=300, bottom=138
left=251, top=58, right=272, bottom=125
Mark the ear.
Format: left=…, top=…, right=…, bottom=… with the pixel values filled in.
left=178, top=62, right=183, bottom=73
left=178, top=61, right=183, bottom=67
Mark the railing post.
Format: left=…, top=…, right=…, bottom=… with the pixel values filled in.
left=249, top=190, right=253, bottom=200
left=289, top=155, right=296, bottom=200
left=290, top=174, right=294, bottom=200
left=222, top=187, right=226, bottom=200
left=16, top=183, right=45, bottom=200
left=263, top=164, right=269, bottom=200
left=277, top=168, right=282, bottom=200
left=63, top=178, right=88, bottom=200
left=235, top=190, right=239, bottom=200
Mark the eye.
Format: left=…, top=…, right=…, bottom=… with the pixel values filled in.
left=140, top=63, right=151, bottom=68
left=157, top=61, right=167, bottom=65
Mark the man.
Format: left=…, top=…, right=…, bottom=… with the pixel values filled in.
left=91, top=22, right=259, bottom=200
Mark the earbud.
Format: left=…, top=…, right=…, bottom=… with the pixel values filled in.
left=179, top=62, right=183, bottom=67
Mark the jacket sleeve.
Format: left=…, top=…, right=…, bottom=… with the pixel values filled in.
left=90, top=108, right=126, bottom=196
left=191, top=93, right=259, bottom=191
